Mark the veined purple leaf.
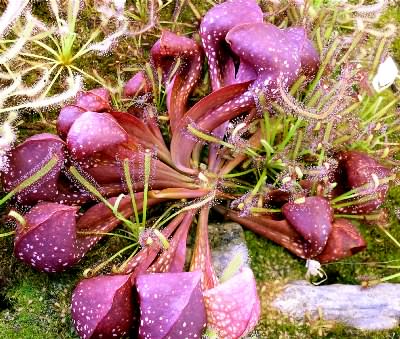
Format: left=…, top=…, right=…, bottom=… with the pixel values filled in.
left=56, top=105, right=86, bottom=139
left=172, top=21, right=318, bottom=174
left=71, top=274, right=134, bottom=339
left=136, top=271, right=207, bottom=339
left=316, top=218, right=366, bottom=263
left=226, top=22, right=302, bottom=96
left=76, top=151, right=124, bottom=185
left=75, top=88, right=111, bottom=112
left=285, top=26, right=320, bottom=78
left=54, top=173, right=93, bottom=205
left=109, top=111, right=171, bottom=165
left=215, top=205, right=306, bottom=259
left=2, top=133, right=65, bottom=204
left=71, top=214, right=198, bottom=339
left=282, top=196, right=333, bottom=258
left=195, top=22, right=318, bottom=130
left=14, top=202, right=79, bottom=272
left=170, top=82, right=251, bottom=174
left=151, top=30, right=203, bottom=132
left=200, top=0, right=263, bottom=90
left=123, top=71, right=152, bottom=98
left=338, top=151, right=391, bottom=214
left=13, top=195, right=164, bottom=272
left=216, top=204, right=365, bottom=263
left=67, top=112, right=128, bottom=159
left=200, top=0, right=262, bottom=170
left=13, top=193, right=164, bottom=273
left=77, top=148, right=196, bottom=192
left=203, top=267, right=260, bottom=339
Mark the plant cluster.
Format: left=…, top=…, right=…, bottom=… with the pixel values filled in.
left=0, top=0, right=399, bottom=338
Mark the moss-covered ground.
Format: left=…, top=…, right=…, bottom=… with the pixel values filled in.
left=0, top=1, right=399, bottom=338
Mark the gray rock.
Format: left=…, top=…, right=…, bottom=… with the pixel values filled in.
left=208, top=222, right=249, bottom=278
left=272, top=280, right=400, bottom=330
left=185, top=222, right=249, bottom=276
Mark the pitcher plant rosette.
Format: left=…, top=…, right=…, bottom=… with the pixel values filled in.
left=1, top=0, right=399, bottom=338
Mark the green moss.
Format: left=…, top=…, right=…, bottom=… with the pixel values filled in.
left=246, top=229, right=400, bottom=337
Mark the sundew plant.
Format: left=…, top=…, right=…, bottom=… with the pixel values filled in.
left=0, top=0, right=399, bottom=338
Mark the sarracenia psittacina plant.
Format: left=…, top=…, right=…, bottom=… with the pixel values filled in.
left=1, top=0, right=397, bottom=337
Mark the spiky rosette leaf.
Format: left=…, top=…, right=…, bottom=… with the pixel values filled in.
left=71, top=274, right=135, bottom=339
left=203, top=267, right=260, bottom=339
left=136, top=271, right=207, bottom=338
